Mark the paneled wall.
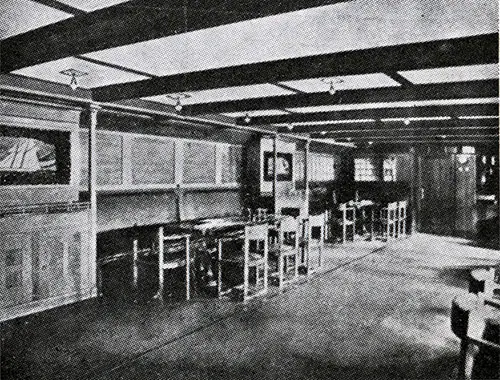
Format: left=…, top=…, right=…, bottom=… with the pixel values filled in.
left=78, top=129, right=244, bottom=230
left=0, top=209, right=93, bottom=321
left=79, top=130, right=242, bottom=192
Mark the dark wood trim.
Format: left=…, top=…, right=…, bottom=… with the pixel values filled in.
left=1, top=0, right=349, bottom=73
left=90, top=34, right=498, bottom=102
left=30, top=0, right=86, bottom=16
left=75, top=56, right=156, bottom=78
left=185, top=80, right=498, bottom=115
left=244, top=103, right=498, bottom=125
left=280, top=118, right=498, bottom=133
left=311, top=127, right=499, bottom=139
left=385, top=72, right=414, bottom=87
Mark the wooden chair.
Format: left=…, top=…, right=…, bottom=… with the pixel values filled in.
left=217, top=223, right=269, bottom=302
left=302, top=213, right=326, bottom=274
left=153, top=227, right=192, bottom=301
left=397, top=200, right=408, bottom=238
left=380, top=202, right=398, bottom=240
left=255, top=208, right=269, bottom=221
left=269, top=216, right=300, bottom=291
left=339, top=203, right=356, bottom=244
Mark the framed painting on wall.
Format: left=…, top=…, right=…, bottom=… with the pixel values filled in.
left=263, top=151, right=293, bottom=182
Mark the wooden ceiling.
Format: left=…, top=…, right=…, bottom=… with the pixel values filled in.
left=1, top=0, right=498, bottom=145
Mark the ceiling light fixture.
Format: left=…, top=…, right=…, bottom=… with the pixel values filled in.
left=368, top=141, right=373, bottom=145
left=166, top=93, right=191, bottom=113
left=244, top=113, right=251, bottom=124
left=60, top=68, right=88, bottom=91
left=404, top=118, right=410, bottom=125
left=320, top=78, right=344, bottom=96
left=320, top=131, right=327, bottom=135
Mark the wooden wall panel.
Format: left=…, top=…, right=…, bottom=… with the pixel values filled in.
left=97, top=133, right=123, bottom=186
left=221, top=145, right=242, bottom=183
left=131, top=137, right=175, bottom=184
left=79, top=131, right=89, bottom=188
left=395, top=153, right=413, bottom=182
left=97, top=193, right=177, bottom=231
left=183, top=190, right=241, bottom=220
left=183, top=142, right=216, bottom=184
left=0, top=210, right=93, bottom=321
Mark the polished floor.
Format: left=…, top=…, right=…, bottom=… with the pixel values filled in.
left=2, top=234, right=500, bottom=380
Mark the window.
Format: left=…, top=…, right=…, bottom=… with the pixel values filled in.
left=355, top=158, right=376, bottom=181
left=383, top=157, right=397, bottom=182
left=309, top=154, right=335, bottom=182
left=0, top=125, right=71, bottom=186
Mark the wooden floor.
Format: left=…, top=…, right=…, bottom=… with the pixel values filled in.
left=1, top=234, right=499, bottom=380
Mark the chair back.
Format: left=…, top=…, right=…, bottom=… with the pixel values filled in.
left=279, top=216, right=299, bottom=248
left=387, top=202, right=398, bottom=218
left=398, top=200, right=407, bottom=218
left=309, top=213, right=326, bottom=228
left=255, top=208, right=269, bottom=221
left=245, top=223, right=269, bottom=242
left=280, top=215, right=299, bottom=232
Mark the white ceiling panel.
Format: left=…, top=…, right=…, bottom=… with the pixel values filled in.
left=143, top=84, right=295, bottom=105
left=279, top=74, right=401, bottom=93
left=0, top=0, right=72, bottom=39
left=57, top=0, right=131, bottom=12
left=83, top=0, right=496, bottom=77
left=221, top=110, right=290, bottom=117
left=12, top=57, right=150, bottom=88
left=398, top=64, right=499, bottom=84
left=288, top=98, right=499, bottom=113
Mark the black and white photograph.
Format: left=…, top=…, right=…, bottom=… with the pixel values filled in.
left=0, top=1, right=499, bottom=379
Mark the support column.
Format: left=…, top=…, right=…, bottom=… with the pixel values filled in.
left=88, top=104, right=100, bottom=297
left=304, top=139, right=311, bottom=217
left=272, top=133, right=278, bottom=214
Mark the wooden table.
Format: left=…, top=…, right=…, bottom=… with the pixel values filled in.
left=452, top=294, right=500, bottom=379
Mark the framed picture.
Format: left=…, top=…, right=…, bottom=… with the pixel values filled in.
left=263, top=151, right=293, bottom=181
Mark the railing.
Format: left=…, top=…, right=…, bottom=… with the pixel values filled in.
left=0, top=201, right=91, bottom=217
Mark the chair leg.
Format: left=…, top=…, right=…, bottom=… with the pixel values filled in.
left=155, top=227, right=164, bottom=301
left=132, top=239, right=139, bottom=289
left=243, top=238, right=249, bottom=302
left=217, top=239, right=222, bottom=299
left=185, top=236, right=190, bottom=301
left=263, top=239, right=268, bottom=293
left=318, top=227, right=324, bottom=268
left=279, top=255, right=284, bottom=291
left=294, top=249, right=299, bottom=280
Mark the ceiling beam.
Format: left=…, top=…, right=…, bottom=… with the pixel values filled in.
left=358, top=138, right=498, bottom=145
left=333, top=134, right=498, bottom=141
left=384, top=72, right=414, bottom=87
left=311, top=127, right=499, bottom=139
left=184, top=80, right=498, bottom=115
left=243, top=103, right=498, bottom=125
left=29, top=0, right=87, bottom=16
left=1, top=0, right=350, bottom=73
left=278, top=117, right=498, bottom=133
left=91, top=33, right=498, bottom=102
